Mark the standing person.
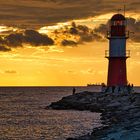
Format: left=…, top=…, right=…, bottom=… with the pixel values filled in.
left=128, top=83, right=131, bottom=94
left=72, top=87, right=76, bottom=95
left=131, top=84, right=134, bottom=93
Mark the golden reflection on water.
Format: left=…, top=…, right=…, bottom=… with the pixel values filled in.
left=0, top=87, right=101, bottom=140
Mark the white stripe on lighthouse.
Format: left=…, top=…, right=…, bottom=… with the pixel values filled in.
left=109, top=38, right=126, bottom=57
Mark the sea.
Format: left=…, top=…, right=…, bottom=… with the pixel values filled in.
left=0, top=86, right=102, bottom=140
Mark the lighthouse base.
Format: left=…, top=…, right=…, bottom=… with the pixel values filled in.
left=102, top=85, right=134, bottom=94
left=107, top=57, right=127, bottom=86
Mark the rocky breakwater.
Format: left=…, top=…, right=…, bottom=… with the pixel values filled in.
left=47, top=91, right=140, bottom=140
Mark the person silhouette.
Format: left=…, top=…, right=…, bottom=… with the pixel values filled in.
left=72, top=87, right=76, bottom=95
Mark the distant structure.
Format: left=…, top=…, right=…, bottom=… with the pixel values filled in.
left=105, top=13, right=131, bottom=93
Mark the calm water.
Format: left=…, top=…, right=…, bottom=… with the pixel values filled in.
left=0, top=87, right=102, bottom=140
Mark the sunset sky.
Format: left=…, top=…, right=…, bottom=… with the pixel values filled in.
left=0, top=0, right=140, bottom=86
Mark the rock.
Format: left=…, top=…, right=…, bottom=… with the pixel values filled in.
left=107, top=101, right=121, bottom=108
left=66, top=138, right=77, bottom=140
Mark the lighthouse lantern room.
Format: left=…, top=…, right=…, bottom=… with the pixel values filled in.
left=105, top=13, right=130, bottom=92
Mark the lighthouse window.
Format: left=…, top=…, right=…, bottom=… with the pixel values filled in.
left=113, top=21, right=124, bottom=26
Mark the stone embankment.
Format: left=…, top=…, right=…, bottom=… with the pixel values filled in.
left=47, top=91, right=140, bottom=140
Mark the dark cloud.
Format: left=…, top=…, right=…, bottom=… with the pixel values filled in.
left=94, top=24, right=108, bottom=36
left=69, top=27, right=78, bottom=35
left=61, top=39, right=77, bottom=46
left=79, top=33, right=103, bottom=42
left=24, top=30, right=54, bottom=46
left=5, top=33, right=24, bottom=47
left=0, top=30, right=54, bottom=50
left=58, top=16, right=140, bottom=46
left=0, top=45, right=11, bottom=52
left=70, top=23, right=104, bottom=42
left=77, top=25, right=89, bottom=33
left=5, top=70, right=17, bottom=74
left=79, top=34, right=94, bottom=42
left=127, top=18, right=140, bottom=42
left=59, top=22, right=104, bottom=46
left=0, top=0, right=139, bottom=27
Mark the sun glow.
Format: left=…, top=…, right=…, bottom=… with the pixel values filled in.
left=38, top=22, right=71, bottom=34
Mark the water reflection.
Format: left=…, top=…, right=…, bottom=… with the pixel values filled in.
left=0, top=87, right=101, bottom=140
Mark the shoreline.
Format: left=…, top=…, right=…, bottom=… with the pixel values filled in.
left=47, top=91, right=140, bottom=140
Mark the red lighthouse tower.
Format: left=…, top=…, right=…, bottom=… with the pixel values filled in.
left=106, top=14, right=130, bottom=90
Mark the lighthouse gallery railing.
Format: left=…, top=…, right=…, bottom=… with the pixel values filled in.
left=105, top=50, right=130, bottom=58
left=106, top=31, right=130, bottom=39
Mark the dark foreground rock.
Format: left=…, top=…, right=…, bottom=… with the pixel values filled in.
left=47, top=91, right=140, bottom=140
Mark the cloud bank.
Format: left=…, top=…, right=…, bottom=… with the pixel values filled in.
left=0, top=0, right=139, bottom=27
left=52, top=22, right=105, bottom=47
left=0, top=17, right=139, bottom=52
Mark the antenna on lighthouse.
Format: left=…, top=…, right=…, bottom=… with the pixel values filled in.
left=123, top=0, right=126, bottom=17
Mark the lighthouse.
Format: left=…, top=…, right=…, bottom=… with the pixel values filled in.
left=105, top=13, right=130, bottom=92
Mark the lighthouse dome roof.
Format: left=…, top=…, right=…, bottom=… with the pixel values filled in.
left=111, top=14, right=125, bottom=21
